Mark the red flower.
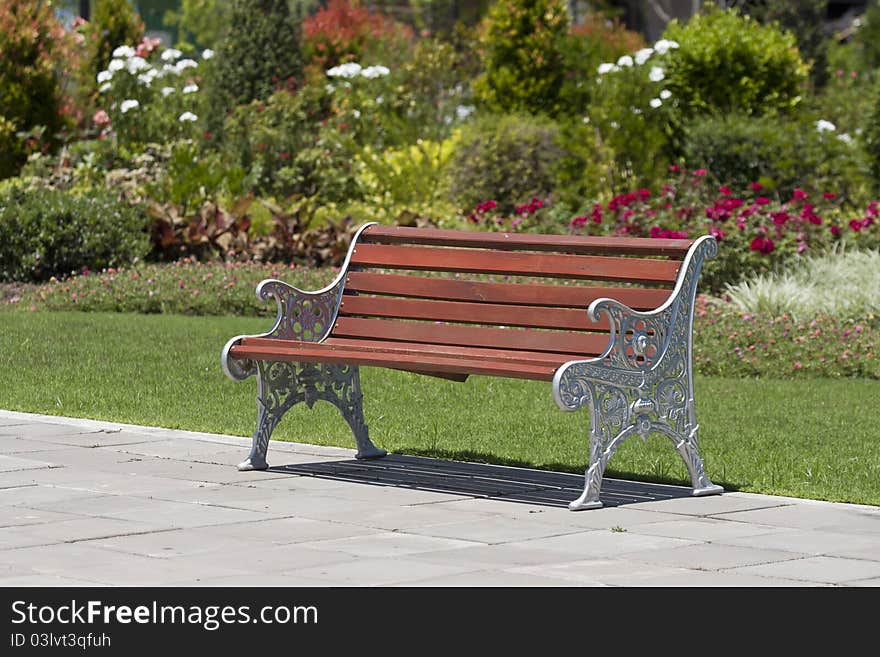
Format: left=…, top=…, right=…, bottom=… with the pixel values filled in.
left=669, top=164, right=680, bottom=172
left=755, top=196, right=770, bottom=205
left=792, top=188, right=808, bottom=201
left=750, top=236, right=775, bottom=254
left=475, top=200, right=497, bottom=213
left=750, top=182, right=763, bottom=191
left=709, top=226, right=725, bottom=240
left=770, top=211, right=789, bottom=225
left=822, top=192, right=836, bottom=199
left=719, top=186, right=732, bottom=196
left=570, top=215, right=588, bottom=228
left=693, top=169, right=707, bottom=177
left=830, top=224, right=840, bottom=236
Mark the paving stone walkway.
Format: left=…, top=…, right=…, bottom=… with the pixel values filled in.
left=1, top=410, right=878, bottom=586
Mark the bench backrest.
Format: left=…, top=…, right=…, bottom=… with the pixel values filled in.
left=331, top=225, right=695, bottom=359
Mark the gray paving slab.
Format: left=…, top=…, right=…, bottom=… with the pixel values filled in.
left=715, top=528, right=880, bottom=558
left=727, top=555, right=880, bottom=584
left=282, top=556, right=483, bottom=586
left=1, top=409, right=880, bottom=586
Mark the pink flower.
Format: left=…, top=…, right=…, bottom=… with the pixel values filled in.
left=755, top=196, right=771, bottom=205
left=793, top=361, right=802, bottom=370
left=719, top=186, right=732, bottom=196
left=709, top=226, right=725, bottom=240
left=92, top=109, right=110, bottom=127
left=669, top=164, right=680, bottom=172
left=693, top=169, right=707, bottom=177
left=771, top=211, right=788, bottom=225
left=830, top=224, right=840, bottom=236
left=792, top=189, right=808, bottom=201
left=750, top=182, right=763, bottom=191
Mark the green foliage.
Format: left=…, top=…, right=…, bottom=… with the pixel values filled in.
left=88, top=0, right=145, bottom=81
left=0, top=186, right=149, bottom=282
left=682, top=113, right=871, bottom=202
left=205, top=0, right=303, bottom=136
left=445, top=114, right=569, bottom=214
left=861, top=80, right=880, bottom=193
left=163, top=0, right=230, bottom=50
left=473, top=0, right=570, bottom=116
left=853, top=1, right=880, bottom=72
left=222, top=85, right=357, bottom=202
left=0, top=0, right=73, bottom=179
left=739, top=0, right=830, bottom=88
left=559, top=12, right=645, bottom=116
left=586, top=46, right=677, bottom=193
left=663, top=4, right=808, bottom=117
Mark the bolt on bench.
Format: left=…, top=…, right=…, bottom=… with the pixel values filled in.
left=221, top=223, right=723, bottom=510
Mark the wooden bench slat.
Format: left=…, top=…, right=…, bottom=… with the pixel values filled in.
left=344, top=272, right=673, bottom=310
left=362, top=225, right=694, bottom=258
left=230, top=343, right=558, bottom=381
left=243, top=336, right=579, bottom=367
left=331, top=317, right=610, bottom=355
left=349, top=244, right=680, bottom=285
left=338, top=295, right=610, bottom=331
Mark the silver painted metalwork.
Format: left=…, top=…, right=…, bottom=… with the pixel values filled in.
left=552, top=235, right=724, bottom=510
left=221, top=222, right=386, bottom=470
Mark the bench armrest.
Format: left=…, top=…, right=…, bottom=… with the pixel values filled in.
left=553, top=235, right=717, bottom=410
left=221, top=222, right=378, bottom=381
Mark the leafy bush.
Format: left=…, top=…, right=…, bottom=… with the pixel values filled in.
left=682, top=112, right=871, bottom=202
left=222, top=84, right=358, bottom=202
left=445, top=114, right=570, bottom=214
left=163, top=0, right=231, bottom=51
left=205, top=0, right=303, bottom=135
left=302, top=0, right=413, bottom=70
left=0, top=186, right=149, bottom=282
left=86, top=0, right=145, bottom=82
left=662, top=4, right=808, bottom=117
left=473, top=0, right=569, bottom=116
left=587, top=40, right=678, bottom=191
left=559, top=12, right=645, bottom=116
left=739, top=0, right=831, bottom=89
left=0, top=0, right=75, bottom=178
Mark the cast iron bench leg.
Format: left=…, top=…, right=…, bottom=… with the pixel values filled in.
left=238, top=360, right=386, bottom=472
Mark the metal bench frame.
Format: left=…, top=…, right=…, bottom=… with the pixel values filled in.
left=222, top=222, right=722, bottom=510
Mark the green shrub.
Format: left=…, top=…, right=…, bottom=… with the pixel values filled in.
left=0, top=186, right=150, bottom=282
left=445, top=114, right=571, bottom=214
left=663, top=4, right=808, bottom=117
left=559, top=12, right=645, bottom=117
left=473, top=0, right=569, bottom=116
left=853, top=0, right=880, bottom=72
left=861, top=81, right=880, bottom=193
left=163, top=0, right=231, bottom=51
left=205, top=0, right=303, bottom=136
left=682, top=113, right=871, bottom=202
left=87, top=0, right=145, bottom=82
left=0, top=0, right=73, bottom=179
left=739, top=0, right=831, bottom=89
left=586, top=43, right=678, bottom=192
left=222, top=85, right=358, bottom=202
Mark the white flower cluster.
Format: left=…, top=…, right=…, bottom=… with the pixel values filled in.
left=596, top=39, right=680, bottom=112
left=816, top=119, right=854, bottom=145
left=97, top=45, right=209, bottom=90
left=326, top=62, right=390, bottom=79
left=99, top=43, right=207, bottom=125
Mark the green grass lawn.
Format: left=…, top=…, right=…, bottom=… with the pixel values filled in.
left=1, top=310, right=878, bottom=506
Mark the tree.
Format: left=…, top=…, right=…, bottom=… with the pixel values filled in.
left=472, top=0, right=570, bottom=116
left=205, top=0, right=303, bottom=136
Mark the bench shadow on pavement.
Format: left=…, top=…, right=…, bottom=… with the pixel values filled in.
left=268, top=453, right=693, bottom=508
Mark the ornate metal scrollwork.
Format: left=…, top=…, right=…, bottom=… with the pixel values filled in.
left=221, top=222, right=386, bottom=469
left=553, top=236, right=723, bottom=510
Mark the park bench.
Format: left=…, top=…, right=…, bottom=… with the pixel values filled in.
left=221, top=223, right=723, bottom=510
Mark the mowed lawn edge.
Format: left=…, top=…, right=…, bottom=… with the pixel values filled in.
left=1, top=310, right=878, bottom=506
